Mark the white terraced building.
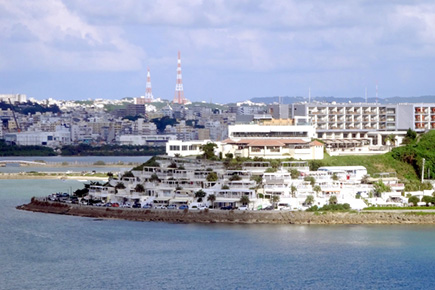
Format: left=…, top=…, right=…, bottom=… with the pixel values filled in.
left=85, top=157, right=431, bottom=210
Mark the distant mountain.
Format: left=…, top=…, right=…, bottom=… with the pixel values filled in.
left=250, top=96, right=435, bottom=105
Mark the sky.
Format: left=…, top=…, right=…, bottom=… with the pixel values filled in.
left=1, top=0, right=435, bottom=103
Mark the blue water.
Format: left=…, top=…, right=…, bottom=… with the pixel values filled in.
left=0, top=156, right=152, bottom=163
left=1, top=179, right=435, bottom=289
left=0, top=156, right=151, bottom=174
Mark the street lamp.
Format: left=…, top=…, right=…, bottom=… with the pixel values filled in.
left=422, top=158, right=425, bottom=183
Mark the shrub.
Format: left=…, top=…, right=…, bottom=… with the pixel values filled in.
left=408, top=195, right=420, bottom=206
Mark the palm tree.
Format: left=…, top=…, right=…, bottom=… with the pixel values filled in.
left=313, top=185, right=322, bottom=197
left=271, top=195, right=280, bottom=209
left=290, top=184, right=297, bottom=198
left=207, top=194, right=216, bottom=208
left=385, top=134, right=397, bottom=151
left=240, top=195, right=250, bottom=205
left=304, top=195, right=314, bottom=206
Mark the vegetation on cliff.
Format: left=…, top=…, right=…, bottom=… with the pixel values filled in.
left=391, top=130, right=435, bottom=180
left=0, top=140, right=56, bottom=156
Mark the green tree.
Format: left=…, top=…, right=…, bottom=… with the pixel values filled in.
left=304, top=195, right=315, bottom=206
left=206, top=171, right=218, bottom=182
left=304, top=176, right=316, bottom=187
left=115, top=182, right=126, bottom=189
left=225, top=153, right=233, bottom=159
left=331, top=173, right=339, bottom=181
left=408, top=195, right=420, bottom=206
left=309, top=160, right=324, bottom=171
left=313, top=185, right=322, bottom=197
left=200, top=142, right=218, bottom=160
left=207, top=194, right=216, bottom=208
left=329, top=195, right=338, bottom=205
left=269, top=159, right=280, bottom=169
left=421, top=195, right=433, bottom=206
left=195, top=190, right=206, bottom=202
left=402, top=128, right=417, bottom=145
left=372, top=180, right=391, bottom=197
left=149, top=173, right=160, bottom=183
left=289, top=169, right=300, bottom=179
left=151, top=116, right=178, bottom=133
left=122, top=171, right=134, bottom=178
left=229, top=174, right=242, bottom=181
left=240, top=195, right=250, bottom=205
left=134, top=184, right=145, bottom=193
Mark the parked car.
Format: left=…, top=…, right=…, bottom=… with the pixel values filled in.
left=262, top=206, right=274, bottom=211
left=238, top=206, right=249, bottom=211
left=142, top=204, right=152, bottom=209
left=111, top=203, right=120, bottom=208
left=154, top=205, right=167, bottom=209
left=167, top=204, right=177, bottom=209
left=197, top=205, right=208, bottom=210
left=179, top=205, right=189, bottom=210
left=220, top=205, right=234, bottom=210
left=132, top=203, right=142, bottom=208
left=104, top=202, right=112, bottom=207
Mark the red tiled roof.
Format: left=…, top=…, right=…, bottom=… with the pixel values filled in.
left=309, top=140, right=324, bottom=146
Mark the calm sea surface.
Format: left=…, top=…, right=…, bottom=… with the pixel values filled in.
left=1, top=161, right=435, bottom=289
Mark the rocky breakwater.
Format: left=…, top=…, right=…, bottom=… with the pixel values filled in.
left=16, top=199, right=435, bottom=224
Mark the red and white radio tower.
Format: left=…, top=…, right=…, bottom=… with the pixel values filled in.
left=172, top=51, right=188, bottom=104
left=144, top=67, right=154, bottom=103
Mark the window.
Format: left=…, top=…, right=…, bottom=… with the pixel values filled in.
left=182, top=145, right=188, bottom=151
left=170, top=145, right=180, bottom=151
left=267, top=146, right=280, bottom=152
left=251, top=146, right=262, bottom=152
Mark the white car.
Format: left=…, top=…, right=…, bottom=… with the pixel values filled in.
left=197, top=205, right=208, bottom=210
left=238, top=206, right=249, bottom=211
left=154, top=205, right=167, bottom=209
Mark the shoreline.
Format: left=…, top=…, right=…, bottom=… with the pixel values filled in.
left=16, top=199, right=435, bottom=225
left=0, top=173, right=108, bottom=181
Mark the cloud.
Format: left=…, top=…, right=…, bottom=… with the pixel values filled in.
left=0, top=0, right=145, bottom=71
left=2, top=0, right=435, bottom=101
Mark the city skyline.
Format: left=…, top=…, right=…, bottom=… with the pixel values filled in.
left=1, top=1, right=435, bottom=103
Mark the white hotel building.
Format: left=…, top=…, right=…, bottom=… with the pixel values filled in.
left=290, top=102, right=435, bottom=146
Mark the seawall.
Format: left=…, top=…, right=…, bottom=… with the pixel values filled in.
left=16, top=199, right=435, bottom=225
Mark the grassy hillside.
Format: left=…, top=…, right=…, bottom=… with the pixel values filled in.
left=320, top=153, right=419, bottom=181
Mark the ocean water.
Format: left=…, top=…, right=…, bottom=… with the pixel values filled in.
left=1, top=179, right=435, bottom=289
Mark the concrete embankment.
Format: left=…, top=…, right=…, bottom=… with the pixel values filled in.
left=16, top=199, right=435, bottom=225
